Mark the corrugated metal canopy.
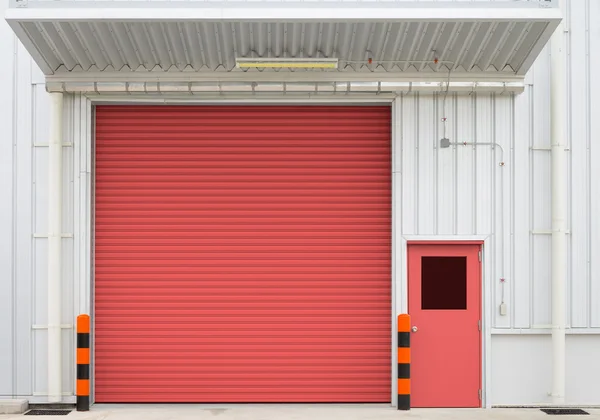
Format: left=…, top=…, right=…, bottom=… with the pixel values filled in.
left=6, top=5, right=561, bottom=80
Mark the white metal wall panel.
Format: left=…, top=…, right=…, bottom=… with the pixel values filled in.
left=436, top=94, right=454, bottom=236
left=400, top=94, right=417, bottom=236
left=455, top=96, right=475, bottom=235
left=530, top=46, right=552, bottom=329
left=0, top=3, right=17, bottom=397
left=568, top=0, right=589, bottom=329
left=417, top=96, right=435, bottom=234
left=512, top=87, right=532, bottom=329
left=589, top=0, right=600, bottom=328
left=19, top=0, right=554, bottom=3
left=397, top=91, right=513, bottom=329
left=14, top=40, right=34, bottom=398
left=495, top=94, right=512, bottom=330
left=475, top=95, right=494, bottom=237
left=491, top=335, right=600, bottom=405
left=491, top=335, right=553, bottom=405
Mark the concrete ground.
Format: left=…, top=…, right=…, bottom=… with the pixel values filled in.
left=2, top=405, right=600, bottom=420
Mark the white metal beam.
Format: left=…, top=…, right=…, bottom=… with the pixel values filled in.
left=4, top=7, right=562, bottom=23
left=44, top=70, right=528, bottom=84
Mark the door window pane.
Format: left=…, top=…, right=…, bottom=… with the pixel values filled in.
left=421, top=256, right=467, bottom=310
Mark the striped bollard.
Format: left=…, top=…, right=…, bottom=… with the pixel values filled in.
left=397, top=314, right=411, bottom=410
left=77, top=314, right=90, bottom=411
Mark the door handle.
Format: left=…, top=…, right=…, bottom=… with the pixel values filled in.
left=411, top=326, right=418, bottom=333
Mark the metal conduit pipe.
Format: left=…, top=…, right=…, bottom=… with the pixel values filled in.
left=48, top=92, right=64, bottom=403
left=550, top=6, right=567, bottom=406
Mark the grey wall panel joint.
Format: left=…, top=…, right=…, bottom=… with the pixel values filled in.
left=33, top=143, right=73, bottom=147
left=531, top=230, right=571, bottom=235
left=31, top=324, right=73, bottom=330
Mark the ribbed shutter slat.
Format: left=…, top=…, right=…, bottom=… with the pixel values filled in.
left=95, top=105, right=391, bottom=403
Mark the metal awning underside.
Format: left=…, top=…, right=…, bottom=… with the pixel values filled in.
left=6, top=4, right=561, bottom=81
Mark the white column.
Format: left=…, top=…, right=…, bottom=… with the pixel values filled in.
left=48, top=92, right=64, bottom=403
left=550, top=10, right=566, bottom=406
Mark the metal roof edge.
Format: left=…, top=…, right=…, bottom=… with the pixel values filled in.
left=7, top=1, right=560, bottom=11
left=5, top=6, right=562, bottom=23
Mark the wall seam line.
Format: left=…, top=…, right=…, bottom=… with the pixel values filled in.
left=434, top=92, right=438, bottom=235
left=585, top=0, right=592, bottom=328
left=11, top=34, right=18, bottom=399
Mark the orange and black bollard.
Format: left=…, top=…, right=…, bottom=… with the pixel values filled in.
left=397, top=314, right=411, bottom=410
left=76, top=314, right=90, bottom=411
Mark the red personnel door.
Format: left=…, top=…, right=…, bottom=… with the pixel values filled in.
left=407, top=243, right=482, bottom=407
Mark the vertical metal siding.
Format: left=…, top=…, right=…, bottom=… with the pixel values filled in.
left=568, top=0, right=588, bottom=329
left=14, top=38, right=34, bottom=398
left=94, top=105, right=392, bottom=403
left=512, top=87, right=532, bottom=329
left=0, top=7, right=17, bottom=397
left=398, top=91, right=514, bottom=330
left=588, top=0, right=600, bottom=328
left=394, top=64, right=597, bottom=330
left=0, top=0, right=599, bottom=404
left=567, top=0, right=597, bottom=329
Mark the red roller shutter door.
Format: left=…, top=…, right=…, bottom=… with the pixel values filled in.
left=94, top=105, right=391, bottom=403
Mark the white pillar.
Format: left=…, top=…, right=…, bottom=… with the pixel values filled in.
left=550, top=11, right=566, bottom=406
left=48, top=92, right=64, bottom=403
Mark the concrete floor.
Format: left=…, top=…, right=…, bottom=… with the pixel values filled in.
left=2, top=405, right=600, bottom=420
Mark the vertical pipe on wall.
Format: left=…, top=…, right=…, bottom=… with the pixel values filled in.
left=550, top=7, right=566, bottom=406
left=48, top=92, right=64, bottom=403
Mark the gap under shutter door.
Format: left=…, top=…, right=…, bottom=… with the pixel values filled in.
left=94, top=105, right=392, bottom=402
